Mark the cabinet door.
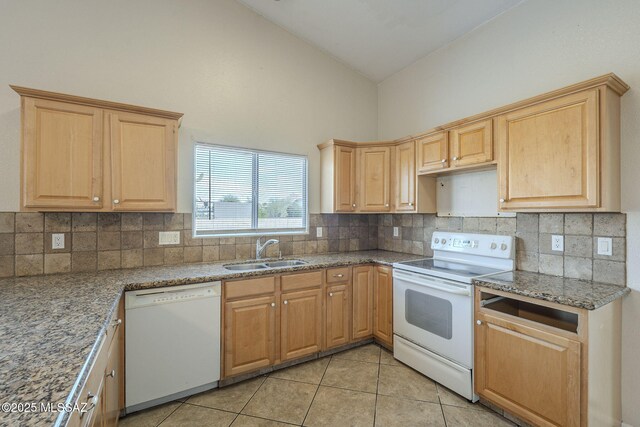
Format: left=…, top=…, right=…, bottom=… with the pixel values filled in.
left=326, top=283, right=351, bottom=349
left=359, top=146, right=391, bottom=212
left=352, top=266, right=374, bottom=339
left=224, top=295, right=276, bottom=377
left=395, top=141, right=416, bottom=212
left=281, top=288, right=323, bottom=361
left=109, top=111, right=177, bottom=211
left=373, top=266, right=393, bottom=347
left=416, top=132, right=448, bottom=173
left=102, top=331, right=121, bottom=427
left=22, top=98, right=103, bottom=209
left=450, top=119, right=493, bottom=167
left=334, top=145, right=356, bottom=212
left=497, top=90, right=599, bottom=210
left=475, top=314, right=581, bottom=427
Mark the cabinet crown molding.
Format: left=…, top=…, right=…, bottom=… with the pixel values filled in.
left=10, top=85, right=184, bottom=122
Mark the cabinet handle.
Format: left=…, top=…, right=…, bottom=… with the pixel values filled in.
left=329, top=292, right=333, bottom=297
left=81, top=393, right=99, bottom=417
left=333, top=274, right=344, bottom=278
left=107, top=369, right=116, bottom=378
left=499, top=198, right=505, bottom=203
left=283, top=300, right=288, bottom=305
left=93, top=196, right=100, bottom=202
left=476, top=320, right=482, bottom=325
left=271, top=303, right=275, bottom=307
left=113, top=199, right=120, bottom=204
left=441, top=159, right=446, bottom=163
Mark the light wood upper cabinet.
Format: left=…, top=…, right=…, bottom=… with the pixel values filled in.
left=353, top=265, right=374, bottom=340
left=373, top=265, right=393, bottom=348
left=326, top=283, right=351, bottom=349
left=394, top=141, right=416, bottom=212
left=281, top=288, right=323, bottom=361
left=449, top=118, right=493, bottom=168
left=12, top=86, right=182, bottom=212
left=224, top=295, right=277, bottom=378
left=498, top=89, right=600, bottom=210
left=359, top=146, right=391, bottom=212
left=416, top=132, right=448, bottom=173
left=109, top=111, right=177, bottom=211
left=21, top=97, right=104, bottom=210
left=335, top=145, right=357, bottom=212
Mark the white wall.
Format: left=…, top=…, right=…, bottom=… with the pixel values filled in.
left=378, top=0, right=640, bottom=424
left=0, top=0, right=377, bottom=213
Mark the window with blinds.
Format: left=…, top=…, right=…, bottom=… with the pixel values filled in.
left=194, top=144, right=308, bottom=237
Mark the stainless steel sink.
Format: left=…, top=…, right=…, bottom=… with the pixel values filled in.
left=265, top=259, right=307, bottom=268
left=223, top=262, right=269, bottom=271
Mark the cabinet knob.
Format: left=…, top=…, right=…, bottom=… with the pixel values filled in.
left=271, top=303, right=275, bottom=307
left=352, top=204, right=356, bottom=207
left=93, top=196, right=100, bottom=202
left=499, top=198, right=505, bottom=203
left=409, top=202, right=414, bottom=206
left=476, top=320, right=482, bottom=325
left=113, top=199, right=120, bottom=204
left=441, top=159, right=446, bottom=163
left=452, top=156, right=458, bottom=161
left=329, top=292, right=333, bottom=297
left=113, top=318, right=122, bottom=326
left=385, top=203, right=389, bottom=207
left=107, top=369, right=116, bottom=378
left=283, top=300, right=288, bottom=305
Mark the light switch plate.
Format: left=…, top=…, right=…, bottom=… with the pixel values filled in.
left=316, top=227, right=323, bottom=238
left=52, top=233, right=65, bottom=249
left=159, top=231, right=181, bottom=245
left=552, top=235, right=564, bottom=252
left=597, top=237, right=613, bottom=256
left=393, top=227, right=399, bottom=237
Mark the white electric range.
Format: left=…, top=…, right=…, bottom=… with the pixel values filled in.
left=392, top=231, right=515, bottom=401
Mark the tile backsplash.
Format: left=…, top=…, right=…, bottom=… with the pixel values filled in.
left=0, top=211, right=626, bottom=285
left=0, top=213, right=377, bottom=278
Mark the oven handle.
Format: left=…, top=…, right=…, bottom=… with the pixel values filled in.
left=393, top=271, right=471, bottom=296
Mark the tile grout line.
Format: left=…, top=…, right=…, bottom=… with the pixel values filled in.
left=436, top=385, right=449, bottom=427
left=235, top=375, right=268, bottom=419
left=301, top=355, right=332, bottom=426
left=155, top=401, right=184, bottom=427
left=372, top=349, right=381, bottom=427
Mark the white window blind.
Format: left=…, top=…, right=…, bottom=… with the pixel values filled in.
left=194, top=144, right=308, bottom=237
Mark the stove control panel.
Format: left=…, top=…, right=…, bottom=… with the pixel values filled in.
left=431, top=231, right=514, bottom=259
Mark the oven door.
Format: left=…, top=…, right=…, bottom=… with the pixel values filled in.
left=393, top=269, right=473, bottom=368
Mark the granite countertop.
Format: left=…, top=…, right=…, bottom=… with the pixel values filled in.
left=0, top=250, right=421, bottom=427
left=473, top=270, right=631, bottom=310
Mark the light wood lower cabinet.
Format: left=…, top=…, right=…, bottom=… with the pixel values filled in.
left=223, top=295, right=277, bottom=378
left=352, top=266, right=374, bottom=340
left=326, top=283, right=351, bottom=349
left=281, top=288, right=323, bottom=361
left=475, top=287, right=622, bottom=427
left=373, top=265, right=393, bottom=347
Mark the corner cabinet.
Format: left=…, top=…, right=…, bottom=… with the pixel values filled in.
left=358, top=146, right=391, bottom=212
left=475, top=287, right=623, bottom=427
left=12, top=86, right=182, bottom=212
left=497, top=78, right=628, bottom=211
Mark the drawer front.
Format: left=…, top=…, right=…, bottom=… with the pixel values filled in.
left=225, top=276, right=276, bottom=299
left=326, top=267, right=350, bottom=284
left=281, top=271, right=323, bottom=292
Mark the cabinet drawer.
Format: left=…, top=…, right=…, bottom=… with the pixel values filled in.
left=225, top=276, right=276, bottom=299
left=326, top=267, right=350, bottom=284
left=281, top=271, right=323, bottom=292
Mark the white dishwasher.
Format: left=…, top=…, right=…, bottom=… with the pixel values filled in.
left=125, top=282, right=221, bottom=413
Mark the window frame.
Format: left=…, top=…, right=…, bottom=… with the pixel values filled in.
left=192, top=142, right=309, bottom=238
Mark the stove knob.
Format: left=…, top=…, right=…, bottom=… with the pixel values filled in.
left=490, top=242, right=497, bottom=250
left=501, top=243, right=508, bottom=251
left=441, top=239, right=446, bottom=245
left=434, top=238, right=440, bottom=244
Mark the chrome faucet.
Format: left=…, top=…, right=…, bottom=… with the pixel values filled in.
left=256, top=237, right=279, bottom=260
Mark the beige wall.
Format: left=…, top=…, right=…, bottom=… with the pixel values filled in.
left=378, top=0, right=640, bottom=424
left=0, top=0, right=378, bottom=213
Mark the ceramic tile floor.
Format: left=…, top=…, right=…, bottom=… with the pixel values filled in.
left=119, top=344, right=517, bottom=427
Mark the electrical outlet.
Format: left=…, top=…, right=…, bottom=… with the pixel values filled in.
left=159, top=231, right=181, bottom=245
left=551, top=235, right=564, bottom=252
left=316, top=227, right=323, bottom=238
left=393, top=226, right=399, bottom=237
left=52, top=233, right=65, bottom=249
left=597, top=237, right=613, bottom=256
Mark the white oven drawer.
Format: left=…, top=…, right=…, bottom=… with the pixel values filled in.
left=393, top=269, right=473, bottom=368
